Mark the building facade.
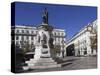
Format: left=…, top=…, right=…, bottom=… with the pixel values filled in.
left=66, top=20, right=97, bottom=56
left=11, top=25, right=66, bottom=57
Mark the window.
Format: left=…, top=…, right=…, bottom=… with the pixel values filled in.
left=16, top=41, right=19, bottom=45
left=55, top=32, right=56, bottom=36
left=16, top=41, right=20, bottom=48
left=16, top=30, right=19, bottom=33
left=20, top=41, right=22, bottom=44
left=58, top=32, right=60, bottom=36
left=32, top=31, right=34, bottom=34
left=22, top=30, right=24, bottom=33
left=61, top=38, right=64, bottom=43
left=26, top=30, right=29, bottom=34
left=20, top=41, right=24, bottom=45
left=26, top=36, right=29, bottom=40
left=62, top=33, right=63, bottom=36
left=24, top=41, right=26, bottom=44
left=31, top=36, right=34, bottom=40
left=21, top=36, right=24, bottom=40
left=16, top=36, right=19, bottom=40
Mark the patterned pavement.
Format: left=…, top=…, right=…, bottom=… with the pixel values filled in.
left=25, top=56, right=97, bottom=73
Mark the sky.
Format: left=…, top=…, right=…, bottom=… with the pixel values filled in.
left=13, top=2, right=97, bottom=40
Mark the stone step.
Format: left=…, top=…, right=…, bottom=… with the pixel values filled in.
left=40, top=54, right=50, bottom=58
left=27, top=62, right=57, bottom=66
left=25, top=58, right=56, bottom=64
left=23, top=64, right=61, bottom=70
left=28, top=64, right=61, bottom=69
left=27, top=60, right=56, bottom=64
left=23, top=58, right=61, bottom=70
left=30, top=58, right=54, bottom=62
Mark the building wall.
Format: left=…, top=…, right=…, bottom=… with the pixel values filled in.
left=11, top=25, right=66, bottom=56
left=66, top=20, right=97, bottom=56
left=12, top=26, right=37, bottom=49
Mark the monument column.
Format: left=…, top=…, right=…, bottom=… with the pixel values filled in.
left=23, top=8, right=61, bottom=70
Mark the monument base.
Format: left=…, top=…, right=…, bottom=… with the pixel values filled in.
left=23, top=57, right=61, bottom=70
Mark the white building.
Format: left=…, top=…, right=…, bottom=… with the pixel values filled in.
left=11, top=25, right=66, bottom=56
left=66, top=20, right=97, bottom=56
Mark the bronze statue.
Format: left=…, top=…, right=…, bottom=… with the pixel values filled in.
left=42, top=8, right=48, bottom=24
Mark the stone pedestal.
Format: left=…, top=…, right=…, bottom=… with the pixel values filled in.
left=23, top=24, right=61, bottom=70
left=23, top=58, right=61, bottom=70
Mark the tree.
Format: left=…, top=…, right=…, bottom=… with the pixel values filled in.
left=90, top=25, right=97, bottom=54
left=21, top=41, right=32, bottom=54
left=90, top=34, right=97, bottom=53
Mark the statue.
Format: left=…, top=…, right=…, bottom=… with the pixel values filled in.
left=41, top=32, right=48, bottom=48
left=37, top=31, right=48, bottom=48
left=23, top=8, right=61, bottom=70
left=42, top=8, right=48, bottom=24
